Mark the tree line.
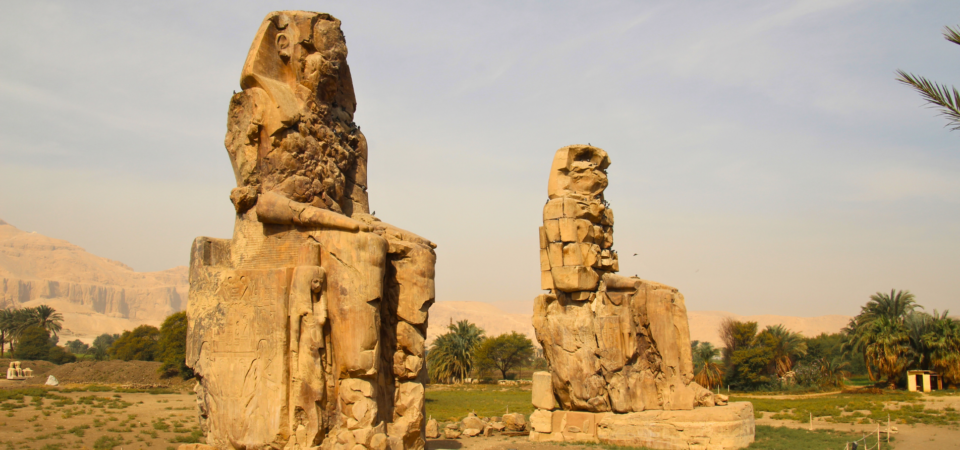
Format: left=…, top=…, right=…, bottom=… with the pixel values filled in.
left=426, top=320, right=539, bottom=383
left=0, top=306, right=193, bottom=379
left=691, top=289, right=960, bottom=391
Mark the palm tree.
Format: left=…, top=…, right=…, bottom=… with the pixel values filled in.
left=761, top=325, right=808, bottom=377
left=0, top=308, right=38, bottom=355
left=862, top=316, right=912, bottom=387
left=33, top=305, right=64, bottom=337
left=427, top=320, right=485, bottom=383
left=0, top=309, right=15, bottom=357
left=842, top=289, right=920, bottom=383
left=692, top=342, right=724, bottom=389
left=922, top=310, right=960, bottom=384
left=896, top=25, right=960, bottom=131
left=817, top=357, right=851, bottom=388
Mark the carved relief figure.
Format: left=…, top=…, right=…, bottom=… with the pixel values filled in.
left=187, top=11, right=435, bottom=450
left=533, top=145, right=720, bottom=413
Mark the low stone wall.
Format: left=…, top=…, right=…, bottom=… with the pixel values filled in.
left=529, top=402, right=755, bottom=450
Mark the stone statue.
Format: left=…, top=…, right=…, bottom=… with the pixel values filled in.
left=533, top=145, right=720, bottom=412
left=530, top=146, right=754, bottom=449
left=7, top=361, right=24, bottom=380
left=186, top=11, right=435, bottom=450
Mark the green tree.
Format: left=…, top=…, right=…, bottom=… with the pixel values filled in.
left=33, top=304, right=64, bottom=337
left=13, top=326, right=54, bottom=361
left=65, top=339, right=91, bottom=355
left=843, top=290, right=920, bottom=385
left=692, top=341, right=724, bottom=389
left=108, top=325, right=160, bottom=361
left=427, top=320, right=485, bottom=383
left=922, top=310, right=960, bottom=384
left=158, top=312, right=193, bottom=379
left=896, top=25, right=960, bottom=131
left=759, top=324, right=807, bottom=377
left=817, top=357, right=851, bottom=389
left=720, top=319, right=758, bottom=367
left=0, top=308, right=15, bottom=357
left=474, top=332, right=534, bottom=380
left=92, top=333, right=120, bottom=361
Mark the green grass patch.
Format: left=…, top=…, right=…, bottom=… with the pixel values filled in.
left=844, top=375, right=874, bottom=387
left=747, top=425, right=890, bottom=449
left=738, top=390, right=959, bottom=426
left=170, top=430, right=204, bottom=444
left=425, top=384, right=532, bottom=422
left=93, top=435, right=123, bottom=450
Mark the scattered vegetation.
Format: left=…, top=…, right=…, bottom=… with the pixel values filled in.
left=474, top=332, right=534, bottom=380
left=741, top=391, right=960, bottom=426
left=425, top=383, right=532, bottom=422
left=842, top=290, right=960, bottom=387
left=158, top=311, right=194, bottom=379
left=427, top=320, right=485, bottom=383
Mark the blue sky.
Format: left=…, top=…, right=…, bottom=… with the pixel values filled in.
left=1, top=0, right=958, bottom=316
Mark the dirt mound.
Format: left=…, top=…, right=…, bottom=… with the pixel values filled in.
left=21, top=360, right=188, bottom=387
left=0, top=358, right=57, bottom=377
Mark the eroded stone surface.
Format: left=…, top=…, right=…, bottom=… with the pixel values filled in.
left=528, top=403, right=754, bottom=449
left=533, top=145, right=717, bottom=413
left=187, top=11, right=435, bottom=450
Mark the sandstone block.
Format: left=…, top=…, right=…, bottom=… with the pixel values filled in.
left=550, top=266, right=599, bottom=292
left=424, top=419, right=439, bottom=439
left=543, top=198, right=564, bottom=220
left=530, top=409, right=552, bottom=433
left=443, top=428, right=461, bottom=439
left=531, top=371, right=555, bottom=410
left=558, top=218, right=577, bottom=242
left=539, top=249, right=550, bottom=271
left=462, top=414, right=484, bottom=431
left=544, top=219, right=561, bottom=242
left=503, top=413, right=526, bottom=431
left=562, top=243, right=583, bottom=266
left=547, top=242, right=564, bottom=267
left=540, top=271, right=555, bottom=290
left=462, top=428, right=481, bottom=437
left=596, top=402, right=755, bottom=449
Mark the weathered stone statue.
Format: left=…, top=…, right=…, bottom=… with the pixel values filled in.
left=530, top=145, right=754, bottom=448
left=186, top=11, right=435, bottom=450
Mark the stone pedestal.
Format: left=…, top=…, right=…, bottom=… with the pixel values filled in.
left=529, top=402, right=755, bottom=450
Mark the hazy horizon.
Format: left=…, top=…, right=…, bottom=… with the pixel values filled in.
left=2, top=1, right=958, bottom=317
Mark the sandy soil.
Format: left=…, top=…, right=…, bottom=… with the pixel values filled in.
left=3, top=359, right=193, bottom=389
left=2, top=381, right=957, bottom=450
left=0, top=386, right=197, bottom=450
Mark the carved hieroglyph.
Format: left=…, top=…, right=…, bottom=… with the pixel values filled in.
left=533, top=145, right=718, bottom=413
left=187, top=11, right=435, bottom=450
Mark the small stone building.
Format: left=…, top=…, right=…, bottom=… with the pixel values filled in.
left=906, top=370, right=942, bottom=392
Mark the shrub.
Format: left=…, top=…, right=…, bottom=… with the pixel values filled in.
left=109, top=325, right=160, bottom=361
left=158, top=312, right=193, bottom=379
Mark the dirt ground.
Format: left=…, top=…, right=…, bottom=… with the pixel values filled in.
left=2, top=359, right=192, bottom=388
left=0, top=384, right=198, bottom=450
left=2, top=380, right=958, bottom=450
left=751, top=392, right=960, bottom=450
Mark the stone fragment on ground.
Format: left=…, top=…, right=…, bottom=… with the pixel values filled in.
left=425, top=418, right=439, bottom=438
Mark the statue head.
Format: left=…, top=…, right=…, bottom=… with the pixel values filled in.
left=547, top=145, right=611, bottom=200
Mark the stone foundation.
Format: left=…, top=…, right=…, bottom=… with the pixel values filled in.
left=529, top=402, right=755, bottom=450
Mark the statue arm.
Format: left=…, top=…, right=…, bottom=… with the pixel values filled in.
left=257, top=191, right=372, bottom=232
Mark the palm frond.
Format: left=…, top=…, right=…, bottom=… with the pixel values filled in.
left=944, top=25, right=960, bottom=46
left=896, top=70, right=960, bottom=131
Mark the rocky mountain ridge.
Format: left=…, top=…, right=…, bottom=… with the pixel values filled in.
left=0, top=219, right=187, bottom=342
